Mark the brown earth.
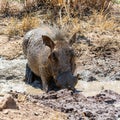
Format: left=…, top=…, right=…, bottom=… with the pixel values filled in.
left=28, top=89, right=120, bottom=120
left=0, top=89, right=120, bottom=120
left=0, top=93, right=67, bottom=120
left=0, top=35, right=22, bottom=59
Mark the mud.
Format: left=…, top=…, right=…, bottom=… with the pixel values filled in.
left=0, top=56, right=120, bottom=96
left=28, top=89, right=120, bottom=120
left=0, top=93, right=67, bottom=120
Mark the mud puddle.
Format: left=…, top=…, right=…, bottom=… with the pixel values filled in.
left=28, top=89, right=120, bottom=120
left=0, top=79, right=44, bottom=95
left=76, top=80, right=120, bottom=96
left=0, top=57, right=120, bottom=96
left=0, top=78, right=120, bottom=96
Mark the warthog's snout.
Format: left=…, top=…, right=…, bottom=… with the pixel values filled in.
left=56, top=71, right=78, bottom=90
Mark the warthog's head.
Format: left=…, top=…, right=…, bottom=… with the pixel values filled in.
left=42, top=34, right=78, bottom=90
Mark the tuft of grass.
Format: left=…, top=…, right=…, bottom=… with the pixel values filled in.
left=6, top=18, right=19, bottom=37
left=57, top=9, right=117, bottom=36
left=6, top=16, right=39, bottom=37
left=19, top=15, right=39, bottom=34
left=115, top=0, right=120, bottom=4
left=0, top=0, right=24, bottom=16
left=88, top=10, right=117, bottom=31
left=0, top=0, right=9, bottom=15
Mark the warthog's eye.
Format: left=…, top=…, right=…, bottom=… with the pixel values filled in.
left=49, top=52, right=58, bottom=62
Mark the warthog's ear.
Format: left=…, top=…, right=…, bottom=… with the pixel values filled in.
left=42, top=35, right=55, bottom=50
left=69, top=33, right=76, bottom=46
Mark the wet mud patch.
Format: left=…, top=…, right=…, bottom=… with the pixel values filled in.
left=28, top=89, right=120, bottom=120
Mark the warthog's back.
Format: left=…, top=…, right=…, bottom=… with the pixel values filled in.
left=23, top=25, right=57, bottom=76
left=23, top=25, right=56, bottom=56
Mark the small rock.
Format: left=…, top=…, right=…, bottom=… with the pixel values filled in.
left=88, top=76, right=97, bottom=82
left=3, top=109, right=9, bottom=114
left=17, top=94, right=26, bottom=102
left=83, top=111, right=94, bottom=118
left=0, top=94, right=19, bottom=110
left=34, top=112, right=39, bottom=116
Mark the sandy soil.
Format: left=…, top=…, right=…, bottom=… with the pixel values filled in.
left=0, top=35, right=23, bottom=60
left=0, top=93, right=67, bottom=120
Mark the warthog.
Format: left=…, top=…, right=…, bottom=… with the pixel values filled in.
left=23, top=25, right=78, bottom=92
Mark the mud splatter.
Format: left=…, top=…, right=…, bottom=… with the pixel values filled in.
left=28, top=89, right=120, bottom=120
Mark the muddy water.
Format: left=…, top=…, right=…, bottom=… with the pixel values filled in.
left=0, top=57, right=120, bottom=96
left=0, top=78, right=120, bottom=96
left=0, top=79, right=44, bottom=94
left=76, top=81, right=120, bottom=96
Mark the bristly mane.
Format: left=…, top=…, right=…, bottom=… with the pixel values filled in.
left=42, top=24, right=69, bottom=42
left=55, top=26, right=69, bottom=42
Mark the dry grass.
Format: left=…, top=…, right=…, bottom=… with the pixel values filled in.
left=6, top=16, right=39, bottom=37
left=0, top=0, right=114, bottom=17
left=0, top=0, right=119, bottom=50
left=0, top=0, right=24, bottom=16
left=0, top=0, right=9, bottom=15
left=57, top=9, right=117, bottom=36
left=87, top=10, right=117, bottom=32
left=3, top=8, right=117, bottom=39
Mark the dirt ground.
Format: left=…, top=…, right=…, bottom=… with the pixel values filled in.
left=0, top=89, right=120, bottom=120
left=28, top=89, right=120, bottom=120
left=0, top=2, right=120, bottom=120
left=0, top=93, right=67, bottom=120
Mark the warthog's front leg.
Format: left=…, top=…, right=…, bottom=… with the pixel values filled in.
left=25, top=63, right=35, bottom=84
left=40, top=76, right=49, bottom=92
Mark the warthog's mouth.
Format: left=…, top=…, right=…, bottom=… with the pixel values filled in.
left=55, top=71, right=78, bottom=90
